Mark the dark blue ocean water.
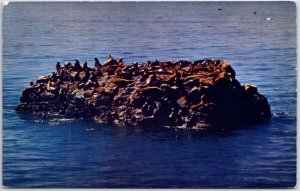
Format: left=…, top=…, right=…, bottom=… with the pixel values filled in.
left=3, top=2, right=296, bottom=188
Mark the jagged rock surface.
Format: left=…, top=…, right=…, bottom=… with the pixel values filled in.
left=16, top=57, right=271, bottom=130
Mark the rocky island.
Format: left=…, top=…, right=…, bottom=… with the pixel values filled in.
left=16, top=55, right=271, bottom=130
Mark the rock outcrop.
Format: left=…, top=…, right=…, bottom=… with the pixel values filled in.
left=16, top=56, right=271, bottom=130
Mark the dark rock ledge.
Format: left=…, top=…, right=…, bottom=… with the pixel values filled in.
left=16, top=55, right=271, bottom=130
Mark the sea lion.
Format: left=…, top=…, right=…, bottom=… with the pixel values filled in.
left=193, top=60, right=206, bottom=66
left=210, top=67, right=221, bottom=77
left=94, top=86, right=107, bottom=94
left=110, top=78, right=134, bottom=87
left=74, top=59, right=82, bottom=71
left=83, top=79, right=94, bottom=90
left=94, top=70, right=103, bottom=77
left=148, top=73, right=162, bottom=87
left=78, top=82, right=85, bottom=89
left=105, top=65, right=118, bottom=75
left=55, top=79, right=63, bottom=86
left=144, top=67, right=150, bottom=74
left=36, top=76, right=50, bottom=84
left=214, top=72, right=226, bottom=83
left=244, top=84, right=258, bottom=95
left=47, top=80, right=57, bottom=92
left=132, top=62, right=139, bottom=69
left=160, top=61, right=175, bottom=69
left=58, top=88, right=66, bottom=96
left=117, top=70, right=132, bottom=79
left=115, top=66, right=123, bottom=76
left=56, top=62, right=61, bottom=72
left=103, top=55, right=117, bottom=66
left=183, top=74, right=202, bottom=82
left=200, top=78, right=214, bottom=87
left=88, top=73, right=97, bottom=82
left=219, top=61, right=235, bottom=80
left=219, top=60, right=229, bottom=70
left=82, top=61, right=88, bottom=71
left=64, top=61, right=72, bottom=69
left=78, top=70, right=89, bottom=82
left=187, top=66, right=209, bottom=74
left=122, top=65, right=130, bottom=72
left=83, top=89, right=94, bottom=98
left=163, top=70, right=182, bottom=85
left=149, top=59, right=159, bottom=66
left=226, top=65, right=236, bottom=80
left=179, top=60, right=192, bottom=68
left=94, top=58, right=102, bottom=70
left=29, top=81, right=34, bottom=86
left=156, top=67, right=173, bottom=75
left=139, top=68, right=150, bottom=82
left=146, top=74, right=156, bottom=85
left=50, top=72, right=58, bottom=82
left=184, top=73, right=213, bottom=84
left=150, top=65, right=161, bottom=72
left=117, top=57, right=124, bottom=66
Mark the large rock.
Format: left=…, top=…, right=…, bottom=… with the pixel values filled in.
left=16, top=56, right=271, bottom=130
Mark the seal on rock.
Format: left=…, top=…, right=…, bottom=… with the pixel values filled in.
left=94, top=58, right=102, bottom=70
left=110, top=78, right=134, bottom=87
left=64, top=61, right=72, bottom=69
left=56, top=62, right=61, bottom=72
left=117, top=57, right=124, bottom=66
left=82, top=61, right=88, bottom=71
left=74, top=59, right=82, bottom=71
left=244, top=84, right=258, bottom=95
left=103, top=55, right=117, bottom=66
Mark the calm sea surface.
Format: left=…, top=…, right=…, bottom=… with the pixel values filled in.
left=3, top=2, right=296, bottom=188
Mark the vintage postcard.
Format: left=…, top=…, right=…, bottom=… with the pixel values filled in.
left=2, top=1, right=296, bottom=188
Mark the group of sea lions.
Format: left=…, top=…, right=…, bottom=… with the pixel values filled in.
left=16, top=55, right=271, bottom=130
